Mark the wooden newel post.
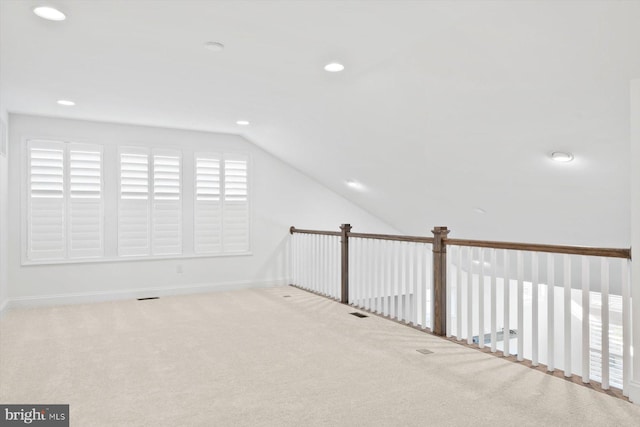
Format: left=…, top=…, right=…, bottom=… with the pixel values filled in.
left=432, top=226, right=450, bottom=336
left=340, top=224, right=352, bottom=304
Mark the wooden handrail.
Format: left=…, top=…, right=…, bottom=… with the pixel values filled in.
left=347, top=232, right=434, bottom=244
left=445, top=238, right=631, bottom=259
left=289, top=226, right=341, bottom=237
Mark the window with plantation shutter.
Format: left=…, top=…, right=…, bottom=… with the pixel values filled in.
left=152, top=150, right=182, bottom=255
left=223, top=155, right=249, bottom=253
left=194, top=153, right=222, bottom=254
left=25, top=138, right=247, bottom=264
left=194, top=153, right=250, bottom=255
left=68, top=144, right=103, bottom=258
left=118, top=148, right=150, bottom=256
left=26, top=140, right=104, bottom=262
left=27, top=141, right=66, bottom=261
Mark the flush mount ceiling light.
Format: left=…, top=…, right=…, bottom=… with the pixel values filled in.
left=204, top=41, right=224, bottom=52
left=57, top=99, right=75, bottom=106
left=324, top=62, right=345, bottom=72
left=550, top=151, right=574, bottom=162
left=33, top=6, right=66, bottom=21
left=236, top=120, right=250, bottom=126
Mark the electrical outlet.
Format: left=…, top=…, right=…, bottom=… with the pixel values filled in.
left=176, top=264, right=183, bottom=274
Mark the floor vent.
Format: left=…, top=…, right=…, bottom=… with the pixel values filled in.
left=283, top=295, right=291, bottom=298
left=350, top=312, right=368, bottom=318
left=416, top=349, right=433, bottom=355
left=137, top=297, right=159, bottom=301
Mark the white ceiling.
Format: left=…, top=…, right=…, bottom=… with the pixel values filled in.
left=2, top=0, right=639, bottom=246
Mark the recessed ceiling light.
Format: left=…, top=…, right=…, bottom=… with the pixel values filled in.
left=324, top=62, right=345, bottom=72
left=473, top=207, right=486, bottom=214
left=550, top=151, right=574, bottom=162
left=236, top=120, right=250, bottom=126
left=57, top=99, right=75, bottom=106
left=33, top=6, right=66, bottom=21
left=204, top=41, right=224, bottom=52
left=346, top=179, right=363, bottom=190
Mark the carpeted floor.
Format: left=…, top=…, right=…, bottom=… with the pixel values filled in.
left=1, top=285, right=640, bottom=426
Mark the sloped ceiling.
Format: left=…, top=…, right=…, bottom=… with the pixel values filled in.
left=1, top=0, right=639, bottom=246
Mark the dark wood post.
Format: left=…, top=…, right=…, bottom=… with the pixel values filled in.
left=340, top=224, right=352, bottom=304
left=432, top=226, right=450, bottom=336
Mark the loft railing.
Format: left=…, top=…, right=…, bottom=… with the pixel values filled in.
left=289, top=224, right=632, bottom=395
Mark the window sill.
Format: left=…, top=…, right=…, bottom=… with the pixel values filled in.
left=21, top=252, right=253, bottom=267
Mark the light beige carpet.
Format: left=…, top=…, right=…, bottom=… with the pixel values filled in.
left=1, top=286, right=640, bottom=426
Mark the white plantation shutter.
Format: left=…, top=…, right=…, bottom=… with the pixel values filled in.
left=223, top=155, right=249, bottom=253
left=27, top=141, right=66, bottom=261
left=118, top=148, right=150, bottom=256
left=194, top=153, right=222, bottom=254
left=152, top=150, right=182, bottom=255
left=68, top=144, right=103, bottom=258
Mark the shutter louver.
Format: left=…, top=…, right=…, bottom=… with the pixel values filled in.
left=194, top=154, right=222, bottom=254
left=118, top=149, right=150, bottom=256
left=152, top=151, right=182, bottom=255
left=68, top=145, right=103, bottom=258
left=224, top=159, right=248, bottom=202
left=223, top=156, right=249, bottom=253
left=28, top=142, right=66, bottom=261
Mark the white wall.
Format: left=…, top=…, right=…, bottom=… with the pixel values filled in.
left=0, top=104, right=8, bottom=315
left=5, top=114, right=397, bottom=308
left=629, top=79, right=640, bottom=404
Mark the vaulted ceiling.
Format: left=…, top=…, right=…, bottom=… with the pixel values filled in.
left=2, top=0, right=639, bottom=246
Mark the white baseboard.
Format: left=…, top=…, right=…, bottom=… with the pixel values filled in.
left=1, top=278, right=288, bottom=314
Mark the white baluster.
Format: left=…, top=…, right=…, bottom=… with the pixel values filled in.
left=532, top=252, right=539, bottom=366
left=457, top=246, right=463, bottom=340
left=382, top=240, right=388, bottom=315
left=428, top=243, right=434, bottom=331
left=411, top=243, right=418, bottom=325
left=351, top=238, right=358, bottom=306
left=445, top=243, right=451, bottom=335
left=378, top=239, right=384, bottom=314
left=467, top=247, right=473, bottom=345
left=478, top=248, right=486, bottom=349
left=547, top=253, right=555, bottom=372
left=416, top=243, right=424, bottom=326
left=395, top=241, right=401, bottom=320
left=622, top=258, right=631, bottom=396
left=581, top=257, right=590, bottom=383
left=337, top=237, right=341, bottom=299
left=400, top=241, right=405, bottom=319
left=504, top=250, right=510, bottom=357
left=490, top=248, right=497, bottom=352
left=389, top=241, right=396, bottom=319
left=564, top=254, right=572, bottom=377
left=517, top=251, right=524, bottom=362
left=601, top=257, right=610, bottom=390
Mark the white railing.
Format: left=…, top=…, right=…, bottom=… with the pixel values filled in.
left=447, top=246, right=632, bottom=393
left=349, top=238, right=433, bottom=328
left=289, top=225, right=632, bottom=394
left=290, top=231, right=341, bottom=300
